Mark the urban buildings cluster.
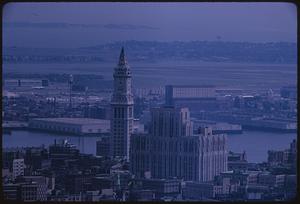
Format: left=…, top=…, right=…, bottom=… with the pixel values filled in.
left=2, top=139, right=297, bottom=201
left=2, top=48, right=297, bottom=201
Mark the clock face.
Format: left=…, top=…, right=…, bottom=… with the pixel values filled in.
left=116, top=80, right=123, bottom=91
left=114, top=76, right=133, bottom=97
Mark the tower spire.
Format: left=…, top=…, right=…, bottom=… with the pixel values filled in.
left=111, top=46, right=133, bottom=161
left=118, top=47, right=127, bottom=66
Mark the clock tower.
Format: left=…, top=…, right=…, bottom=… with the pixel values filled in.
left=110, top=47, right=134, bottom=160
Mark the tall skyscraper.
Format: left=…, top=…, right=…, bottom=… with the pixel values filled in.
left=130, top=107, right=227, bottom=182
left=110, top=47, right=134, bottom=160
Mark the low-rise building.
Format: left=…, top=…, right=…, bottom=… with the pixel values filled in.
left=3, top=184, right=21, bottom=200
left=228, top=151, right=248, bottom=172
left=246, top=185, right=269, bottom=200
left=3, top=182, right=39, bottom=201
left=92, top=175, right=113, bottom=190
left=135, top=178, right=182, bottom=199
left=29, top=118, right=110, bottom=135
left=129, top=189, right=155, bottom=201
left=21, top=176, right=48, bottom=201
left=183, top=182, right=214, bottom=199
left=165, top=85, right=218, bottom=111
left=284, top=175, right=296, bottom=199
left=64, top=173, right=93, bottom=194
left=257, top=172, right=282, bottom=188
left=96, top=137, right=110, bottom=157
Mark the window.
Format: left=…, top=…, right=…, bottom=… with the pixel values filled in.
left=129, top=107, right=133, bottom=118
left=121, top=108, right=124, bottom=118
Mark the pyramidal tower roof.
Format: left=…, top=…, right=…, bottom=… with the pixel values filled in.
left=118, top=47, right=128, bottom=66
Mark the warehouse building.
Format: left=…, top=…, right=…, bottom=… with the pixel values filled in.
left=29, top=118, right=110, bottom=135
left=165, top=85, right=217, bottom=111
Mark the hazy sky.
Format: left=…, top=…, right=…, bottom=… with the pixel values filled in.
left=3, top=2, right=297, bottom=48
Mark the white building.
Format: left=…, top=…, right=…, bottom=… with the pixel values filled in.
left=110, top=48, right=134, bottom=160
left=165, top=85, right=216, bottom=104
left=165, top=85, right=217, bottom=111
left=130, top=107, right=227, bottom=182
left=166, top=85, right=216, bottom=99
left=13, top=159, right=25, bottom=179
left=29, top=118, right=110, bottom=135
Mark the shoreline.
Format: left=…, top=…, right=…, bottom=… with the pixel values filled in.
left=3, top=129, right=296, bottom=164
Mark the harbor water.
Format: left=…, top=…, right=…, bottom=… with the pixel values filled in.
left=2, top=130, right=296, bottom=163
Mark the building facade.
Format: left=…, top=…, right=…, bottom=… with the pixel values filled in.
left=134, top=178, right=182, bottom=199
left=96, top=136, right=110, bottom=157
left=130, top=107, right=227, bottom=182
left=29, top=118, right=110, bottom=135
left=184, top=182, right=214, bottom=199
left=165, top=85, right=217, bottom=112
left=110, top=48, right=134, bottom=160
left=22, top=176, right=48, bottom=201
left=13, top=159, right=25, bottom=180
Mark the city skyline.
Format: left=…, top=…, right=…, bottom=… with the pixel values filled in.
left=2, top=44, right=297, bottom=200
left=2, top=2, right=297, bottom=202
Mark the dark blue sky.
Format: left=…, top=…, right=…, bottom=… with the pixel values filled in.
left=3, top=2, right=297, bottom=48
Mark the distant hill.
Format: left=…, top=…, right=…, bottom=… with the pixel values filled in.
left=3, top=40, right=297, bottom=64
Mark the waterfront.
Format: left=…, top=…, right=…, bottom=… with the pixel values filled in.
left=227, top=130, right=296, bottom=163
left=3, top=62, right=296, bottom=89
left=2, top=130, right=296, bottom=163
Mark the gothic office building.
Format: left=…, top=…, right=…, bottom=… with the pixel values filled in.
left=130, top=107, right=228, bottom=182
left=110, top=48, right=134, bottom=160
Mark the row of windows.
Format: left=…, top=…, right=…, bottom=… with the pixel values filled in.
left=133, top=138, right=226, bottom=154
left=133, top=138, right=199, bottom=153
left=151, top=155, right=198, bottom=180
left=113, top=107, right=133, bottom=119
left=151, top=114, right=182, bottom=137
left=114, top=107, right=125, bottom=118
left=32, top=123, right=80, bottom=133
left=113, top=128, right=124, bottom=132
